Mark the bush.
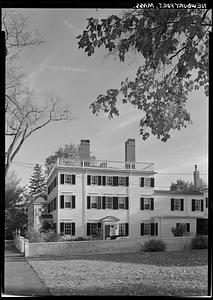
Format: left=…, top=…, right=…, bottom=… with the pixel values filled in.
left=191, top=236, right=208, bottom=249
left=25, top=228, right=61, bottom=242
left=142, top=239, right=166, bottom=252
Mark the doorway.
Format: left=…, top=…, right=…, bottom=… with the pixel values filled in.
left=105, top=225, right=110, bottom=239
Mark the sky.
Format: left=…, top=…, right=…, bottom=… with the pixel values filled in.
left=6, top=8, right=208, bottom=189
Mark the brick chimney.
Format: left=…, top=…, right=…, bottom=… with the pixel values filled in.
left=125, top=139, right=135, bottom=169
left=193, top=164, right=200, bottom=190
left=80, top=140, right=90, bottom=165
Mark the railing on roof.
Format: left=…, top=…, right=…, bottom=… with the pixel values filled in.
left=57, top=158, right=154, bottom=172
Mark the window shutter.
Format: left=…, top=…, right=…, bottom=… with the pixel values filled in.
left=71, top=223, right=75, bottom=235
left=171, top=198, right=174, bottom=211
left=181, top=199, right=184, bottom=211
left=72, top=196, right=75, bottom=209
left=151, top=178, right=155, bottom=187
left=102, top=196, right=105, bottom=209
left=72, top=174, right=76, bottom=185
left=126, top=177, right=129, bottom=186
left=176, top=223, right=180, bottom=228
left=155, top=223, right=158, bottom=236
left=87, top=196, right=91, bottom=209
left=87, top=175, right=91, bottom=185
left=60, top=195, right=64, bottom=209
left=125, top=197, right=129, bottom=210
left=97, top=196, right=101, bottom=209
left=113, top=197, right=118, bottom=209
left=140, top=178, right=144, bottom=187
left=87, top=223, right=90, bottom=236
left=98, top=222, right=102, bottom=229
left=125, top=223, right=129, bottom=236
left=102, top=176, right=106, bottom=186
left=140, top=198, right=144, bottom=210
left=201, top=199, right=204, bottom=211
left=60, top=222, right=64, bottom=234
left=151, top=198, right=154, bottom=210
left=113, top=176, right=118, bottom=186
left=54, top=198, right=56, bottom=210
left=187, top=223, right=190, bottom=232
left=141, top=223, right=144, bottom=236
left=151, top=223, right=155, bottom=236
left=192, top=199, right=195, bottom=211
left=60, top=174, right=64, bottom=184
left=206, top=197, right=208, bottom=208
left=98, top=176, right=102, bottom=186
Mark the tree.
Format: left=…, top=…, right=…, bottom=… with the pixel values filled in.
left=45, top=142, right=96, bottom=175
left=170, top=178, right=207, bottom=192
left=28, top=164, right=46, bottom=195
left=77, top=9, right=211, bottom=142
left=3, top=10, right=72, bottom=177
left=5, top=171, right=28, bottom=238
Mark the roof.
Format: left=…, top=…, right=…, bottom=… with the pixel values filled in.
left=154, top=189, right=203, bottom=196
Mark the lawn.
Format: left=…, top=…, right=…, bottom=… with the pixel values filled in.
left=27, top=249, right=208, bottom=296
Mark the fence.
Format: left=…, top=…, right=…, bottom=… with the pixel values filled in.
left=13, top=231, right=195, bottom=257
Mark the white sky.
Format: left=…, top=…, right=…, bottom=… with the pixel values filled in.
left=6, top=8, right=208, bottom=189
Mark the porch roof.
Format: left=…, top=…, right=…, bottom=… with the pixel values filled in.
left=99, top=216, right=120, bottom=222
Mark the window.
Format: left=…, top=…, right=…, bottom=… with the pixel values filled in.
left=87, top=223, right=102, bottom=236
left=118, top=197, right=125, bottom=209
left=106, top=176, right=113, bottom=186
left=118, top=177, right=126, bottom=186
left=140, top=177, right=155, bottom=187
left=141, top=223, right=158, bottom=236
left=144, top=223, right=151, bottom=235
left=60, top=195, right=75, bottom=209
left=176, top=223, right=190, bottom=233
left=91, top=196, right=98, bottom=209
left=140, top=198, right=154, bottom=210
left=64, top=174, right=75, bottom=184
left=65, top=196, right=72, bottom=208
left=105, top=197, right=113, bottom=209
left=192, top=199, right=203, bottom=211
left=119, top=223, right=125, bottom=235
left=61, top=222, right=75, bottom=235
left=91, top=176, right=99, bottom=185
left=171, top=199, right=184, bottom=211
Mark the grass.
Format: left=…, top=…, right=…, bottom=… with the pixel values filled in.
left=27, top=249, right=208, bottom=296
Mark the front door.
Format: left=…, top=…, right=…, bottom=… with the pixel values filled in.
left=105, top=225, right=110, bottom=239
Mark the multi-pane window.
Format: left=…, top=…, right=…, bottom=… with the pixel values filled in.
left=60, top=195, right=75, bottom=209
left=140, top=177, right=155, bottom=187
left=91, top=176, right=99, bottom=185
left=119, top=223, right=125, bottom=235
left=105, top=197, right=113, bottom=209
left=60, top=222, right=75, bottom=235
left=106, top=176, right=113, bottom=186
left=141, top=223, right=158, bottom=236
left=144, top=223, right=152, bottom=235
left=64, top=223, right=72, bottom=235
left=192, top=199, right=203, bottom=211
left=64, top=175, right=72, bottom=184
left=91, top=196, right=98, bottom=209
left=118, top=177, right=126, bottom=186
left=87, top=223, right=102, bottom=237
left=171, top=198, right=184, bottom=211
left=144, top=198, right=152, bottom=210
left=140, top=198, right=154, bottom=210
left=118, top=197, right=125, bottom=209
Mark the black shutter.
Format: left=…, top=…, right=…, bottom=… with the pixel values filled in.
left=125, top=223, right=129, bottom=236
left=60, top=174, right=64, bottom=184
left=72, top=196, right=75, bottom=209
left=60, top=195, right=64, bottom=209
left=151, top=198, right=154, bottom=210
left=171, top=198, right=174, bottom=211
left=60, top=222, right=64, bottom=234
left=54, top=198, right=56, bottom=210
left=140, top=178, right=144, bottom=187
left=176, top=223, right=180, bottom=228
left=113, top=197, right=118, bottom=209
left=180, top=199, right=184, bottom=211
left=151, top=178, right=155, bottom=187
left=126, top=177, right=129, bottom=186
left=102, top=196, right=105, bottom=209
left=140, top=198, right=144, bottom=210
left=72, top=174, right=76, bottom=185
left=87, top=175, right=91, bottom=185
left=125, top=197, right=129, bottom=210
left=151, top=223, right=155, bottom=236
left=71, top=223, right=75, bottom=235
left=98, top=176, right=102, bottom=186
left=87, top=196, right=91, bottom=209
left=141, top=223, right=144, bottom=235
left=155, top=223, right=158, bottom=236
left=98, top=222, right=102, bottom=229
left=97, top=197, right=101, bottom=209
left=113, top=176, right=118, bottom=186
left=192, top=199, right=195, bottom=211
left=187, top=223, right=190, bottom=232
left=87, top=223, right=90, bottom=236
left=206, top=197, right=208, bottom=208
left=103, top=176, right=106, bottom=186
left=201, top=199, right=204, bottom=211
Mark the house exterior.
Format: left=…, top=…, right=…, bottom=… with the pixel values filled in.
left=46, top=139, right=208, bottom=240
left=27, top=193, right=46, bottom=231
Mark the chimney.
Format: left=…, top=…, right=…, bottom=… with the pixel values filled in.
left=80, top=140, right=90, bottom=165
left=193, top=164, right=200, bottom=190
left=125, top=139, right=135, bottom=169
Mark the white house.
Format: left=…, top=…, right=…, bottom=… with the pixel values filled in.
left=46, top=139, right=208, bottom=240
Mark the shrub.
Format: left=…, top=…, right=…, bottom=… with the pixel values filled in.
left=191, top=236, right=208, bottom=249
left=25, top=228, right=45, bottom=242
left=142, top=239, right=166, bottom=252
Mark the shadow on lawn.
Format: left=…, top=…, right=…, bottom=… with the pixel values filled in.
left=27, top=249, right=208, bottom=267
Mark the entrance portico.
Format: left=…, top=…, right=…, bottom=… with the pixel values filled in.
left=99, top=216, right=120, bottom=239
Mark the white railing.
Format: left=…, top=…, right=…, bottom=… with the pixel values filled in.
left=57, top=158, right=154, bottom=172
